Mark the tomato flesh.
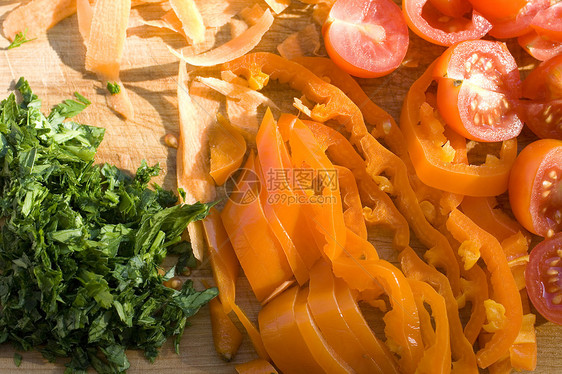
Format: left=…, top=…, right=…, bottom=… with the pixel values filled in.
left=488, top=0, right=550, bottom=39
left=323, top=0, right=409, bottom=78
left=428, top=0, right=472, bottom=18
left=403, top=0, right=492, bottom=46
left=434, top=40, right=523, bottom=142
left=531, top=2, right=562, bottom=42
left=509, top=139, right=562, bottom=238
left=518, top=31, right=562, bottom=61
left=526, top=233, right=562, bottom=325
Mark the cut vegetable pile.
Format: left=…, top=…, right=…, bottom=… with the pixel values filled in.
left=3, top=0, right=562, bottom=373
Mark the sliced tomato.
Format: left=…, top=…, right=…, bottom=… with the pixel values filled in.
left=531, top=1, right=562, bottom=42
left=428, top=0, right=472, bottom=18
left=434, top=40, right=523, bottom=142
left=467, top=0, right=526, bottom=21
left=508, top=139, right=562, bottom=238
left=520, top=54, right=562, bottom=139
left=403, top=0, right=492, bottom=46
left=518, top=30, right=562, bottom=61
left=488, top=0, right=550, bottom=39
left=322, top=0, right=409, bottom=78
left=525, top=233, right=562, bottom=325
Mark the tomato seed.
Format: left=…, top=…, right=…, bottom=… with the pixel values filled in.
left=547, top=229, right=556, bottom=238
left=549, top=170, right=558, bottom=180
left=543, top=180, right=553, bottom=188
left=552, top=295, right=562, bottom=305
left=547, top=268, right=559, bottom=275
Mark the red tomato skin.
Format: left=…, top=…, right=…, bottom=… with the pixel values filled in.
left=323, top=0, right=409, bottom=78
left=488, top=0, right=550, bottom=39
left=508, top=139, right=562, bottom=237
left=531, top=2, right=562, bottom=42
left=525, top=233, right=562, bottom=325
left=402, top=0, right=492, bottom=47
left=467, top=0, right=527, bottom=21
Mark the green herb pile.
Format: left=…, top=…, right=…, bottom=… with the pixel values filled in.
left=0, top=78, right=217, bottom=373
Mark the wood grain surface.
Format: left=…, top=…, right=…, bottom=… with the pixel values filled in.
left=0, top=1, right=560, bottom=373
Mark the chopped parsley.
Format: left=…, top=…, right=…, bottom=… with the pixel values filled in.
left=106, top=82, right=121, bottom=95
left=0, top=78, right=217, bottom=373
left=7, top=29, right=36, bottom=50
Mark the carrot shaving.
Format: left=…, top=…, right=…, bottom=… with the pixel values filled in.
left=277, top=24, right=321, bottom=60
left=311, top=3, right=333, bottom=25
left=169, top=9, right=274, bottom=67
left=230, top=18, right=249, bottom=39
left=170, top=0, right=206, bottom=45
left=142, top=9, right=186, bottom=37
left=263, top=0, right=291, bottom=14
left=3, top=0, right=77, bottom=41
left=194, top=0, right=253, bottom=28
left=239, top=4, right=266, bottom=26
left=76, top=0, right=93, bottom=43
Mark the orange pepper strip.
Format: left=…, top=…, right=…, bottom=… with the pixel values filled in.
left=408, top=279, right=451, bottom=374
left=332, top=257, right=423, bottom=373
left=446, top=209, right=523, bottom=368
left=209, top=115, right=247, bottom=186
left=461, top=196, right=530, bottom=243
left=335, top=166, right=368, bottom=240
left=235, top=359, right=279, bottom=374
left=221, top=152, right=294, bottom=302
left=202, top=208, right=239, bottom=313
left=400, top=61, right=518, bottom=197
left=258, top=286, right=324, bottom=373
left=293, top=286, right=355, bottom=373
left=278, top=116, right=347, bottom=262
left=501, top=233, right=530, bottom=291
left=231, top=303, right=270, bottom=361
left=333, top=270, right=400, bottom=373
left=308, top=261, right=387, bottom=373
left=256, top=109, right=321, bottom=284
left=209, top=297, right=243, bottom=362
left=399, top=247, right=478, bottom=373
left=300, top=119, right=410, bottom=250
left=460, top=265, right=489, bottom=345
left=361, top=134, right=462, bottom=295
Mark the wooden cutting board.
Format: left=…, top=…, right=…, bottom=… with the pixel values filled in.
left=0, top=1, right=560, bottom=373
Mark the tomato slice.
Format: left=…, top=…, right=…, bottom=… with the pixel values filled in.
left=434, top=40, right=523, bottom=142
left=520, top=54, right=562, bottom=139
left=531, top=2, right=562, bottom=42
left=518, top=30, right=562, bottom=61
left=488, top=0, right=550, bottom=39
left=525, top=233, right=562, bottom=325
left=323, top=0, right=409, bottom=78
left=508, top=139, right=562, bottom=238
left=428, top=0, right=472, bottom=18
left=467, top=0, right=526, bottom=21
left=403, top=0, right=492, bottom=46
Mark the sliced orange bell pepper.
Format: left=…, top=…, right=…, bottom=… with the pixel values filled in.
left=258, top=286, right=323, bottom=373
left=235, top=359, right=279, bottom=374
left=209, top=115, right=247, bottom=186
left=209, top=297, right=243, bottom=362
left=408, top=279, right=451, bottom=374
left=202, top=208, right=239, bottom=313
left=300, top=119, right=409, bottom=250
left=446, top=209, right=523, bottom=368
left=308, top=261, right=389, bottom=373
left=459, top=265, right=489, bottom=345
left=399, top=247, right=478, bottom=373
left=335, top=166, right=368, bottom=240
left=221, top=152, right=294, bottom=302
left=400, top=60, right=518, bottom=197
left=256, top=109, right=321, bottom=284
left=332, top=257, right=424, bottom=373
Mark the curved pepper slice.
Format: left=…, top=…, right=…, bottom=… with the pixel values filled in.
left=446, top=209, right=523, bottom=368
left=256, top=109, right=321, bottom=284
left=332, top=257, right=424, bottom=373
left=235, top=358, right=279, bottom=374
left=202, top=207, right=239, bottom=313
left=400, top=61, right=518, bottom=197
left=221, top=152, right=294, bottom=302
left=308, top=261, right=389, bottom=373
left=399, top=247, right=478, bottom=373
left=408, top=279, right=451, bottom=374
left=258, top=286, right=323, bottom=373
left=209, top=114, right=247, bottom=185
left=301, top=118, right=410, bottom=250
left=335, top=165, right=368, bottom=240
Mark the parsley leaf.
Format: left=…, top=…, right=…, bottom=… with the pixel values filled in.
left=106, top=82, right=121, bottom=95
left=0, top=78, right=217, bottom=373
left=7, top=29, right=36, bottom=50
